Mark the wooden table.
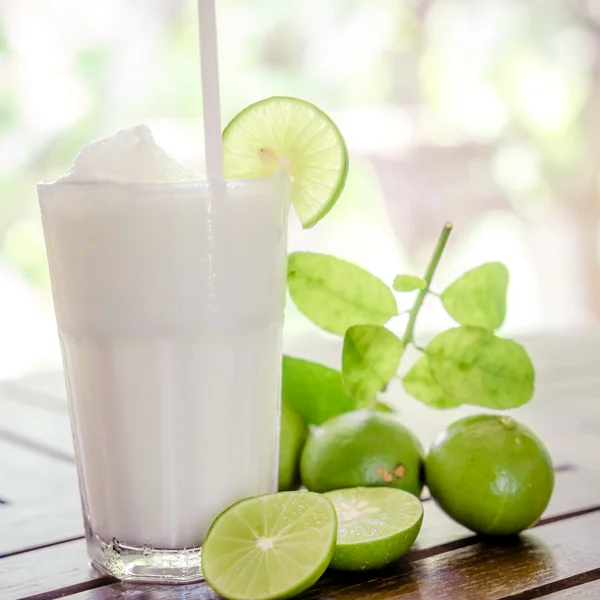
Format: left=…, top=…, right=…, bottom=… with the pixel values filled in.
left=2, top=333, right=600, bottom=600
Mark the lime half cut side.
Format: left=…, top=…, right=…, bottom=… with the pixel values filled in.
left=222, top=96, right=349, bottom=228
left=324, top=487, right=423, bottom=571
left=201, top=491, right=337, bottom=600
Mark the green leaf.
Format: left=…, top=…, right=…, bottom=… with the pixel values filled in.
left=441, top=262, right=509, bottom=330
left=342, top=325, right=404, bottom=401
left=403, top=355, right=462, bottom=409
left=393, top=274, right=426, bottom=292
left=282, top=356, right=357, bottom=425
left=355, top=398, right=396, bottom=412
left=374, top=401, right=395, bottom=412
left=287, top=252, right=397, bottom=335
left=426, top=326, right=535, bottom=409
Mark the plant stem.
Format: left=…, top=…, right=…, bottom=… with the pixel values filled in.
left=402, top=222, right=453, bottom=347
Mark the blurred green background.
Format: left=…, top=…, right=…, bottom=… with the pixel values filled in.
left=2, top=0, right=600, bottom=378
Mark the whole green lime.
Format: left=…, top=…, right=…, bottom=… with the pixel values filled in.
left=425, top=414, right=554, bottom=535
left=300, top=409, right=424, bottom=496
left=278, top=403, right=308, bottom=491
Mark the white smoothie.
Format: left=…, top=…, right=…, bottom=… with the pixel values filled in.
left=39, top=127, right=289, bottom=549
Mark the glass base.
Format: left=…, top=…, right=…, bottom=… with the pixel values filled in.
left=88, top=535, right=203, bottom=583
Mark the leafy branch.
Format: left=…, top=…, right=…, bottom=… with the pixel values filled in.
left=283, top=222, right=535, bottom=423
left=400, top=221, right=452, bottom=347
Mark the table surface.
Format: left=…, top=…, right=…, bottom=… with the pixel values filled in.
left=1, top=333, right=600, bottom=600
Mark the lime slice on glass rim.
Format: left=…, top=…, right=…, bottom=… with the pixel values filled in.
left=201, top=491, right=337, bottom=600
left=222, top=96, right=349, bottom=228
left=324, top=487, right=423, bottom=571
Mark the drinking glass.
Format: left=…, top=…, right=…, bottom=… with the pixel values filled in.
left=38, top=177, right=289, bottom=582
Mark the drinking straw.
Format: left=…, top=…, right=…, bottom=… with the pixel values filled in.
left=197, top=0, right=224, bottom=180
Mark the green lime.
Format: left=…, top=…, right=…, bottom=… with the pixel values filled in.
left=222, top=96, right=349, bottom=228
left=278, top=403, right=308, bottom=491
left=425, top=414, right=554, bottom=536
left=201, top=491, right=337, bottom=600
left=300, top=409, right=425, bottom=496
left=324, top=487, right=423, bottom=571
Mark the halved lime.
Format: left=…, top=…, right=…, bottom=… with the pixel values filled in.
left=323, top=487, right=423, bottom=571
left=201, top=491, right=337, bottom=600
left=222, top=96, right=349, bottom=228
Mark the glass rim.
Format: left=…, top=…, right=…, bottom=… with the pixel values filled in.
left=37, top=174, right=289, bottom=192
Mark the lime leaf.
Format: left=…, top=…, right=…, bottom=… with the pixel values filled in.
left=441, top=263, right=509, bottom=330
left=288, top=252, right=398, bottom=334
left=282, top=356, right=357, bottom=425
left=403, top=355, right=461, bottom=409
left=374, top=401, right=395, bottom=412
left=393, top=275, right=426, bottom=292
left=426, top=326, right=535, bottom=409
left=342, top=325, right=404, bottom=401
left=355, top=399, right=396, bottom=411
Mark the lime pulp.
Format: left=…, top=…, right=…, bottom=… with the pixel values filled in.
left=201, top=491, right=337, bottom=600
left=324, top=487, right=423, bottom=571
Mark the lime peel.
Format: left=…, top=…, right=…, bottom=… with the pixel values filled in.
left=425, top=414, right=554, bottom=536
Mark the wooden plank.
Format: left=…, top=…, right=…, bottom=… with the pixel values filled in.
left=523, top=333, right=600, bottom=373
left=6, top=468, right=598, bottom=600
left=302, top=511, right=600, bottom=599
left=57, top=499, right=600, bottom=600
left=0, top=396, right=593, bottom=482
left=4, top=371, right=67, bottom=402
left=9, top=331, right=600, bottom=408
left=4, top=340, right=600, bottom=473
left=543, top=579, right=600, bottom=598
left=65, top=579, right=218, bottom=599
left=0, top=396, right=74, bottom=461
left=287, top=332, right=600, bottom=376
left=386, top=385, right=600, bottom=470
left=0, top=468, right=593, bottom=593
left=0, top=462, right=588, bottom=561
left=3, top=386, right=596, bottom=472
left=0, top=439, right=78, bottom=504
left=0, top=539, right=112, bottom=600
left=0, top=498, right=83, bottom=557
left=0, top=431, right=81, bottom=556
left=0, top=379, right=66, bottom=414
left=416, top=468, right=600, bottom=554
left=2, top=331, right=598, bottom=599
left=514, top=416, right=600, bottom=471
